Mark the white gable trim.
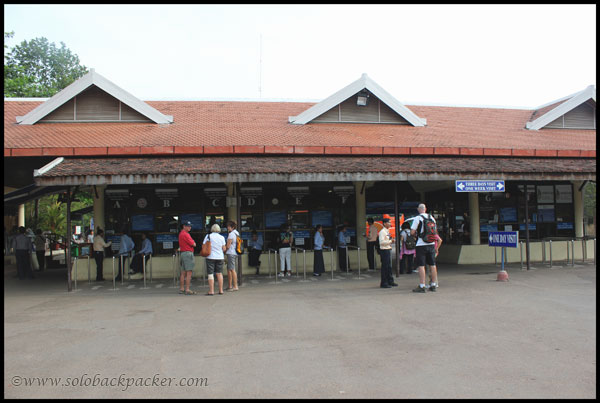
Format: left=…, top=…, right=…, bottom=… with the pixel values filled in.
left=16, top=69, right=173, bottom=125
left=526, top=85, right=596, bottom=130
left=288, top=74, right=426, bottom=126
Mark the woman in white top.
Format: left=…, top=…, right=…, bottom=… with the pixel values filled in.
left=203, top=224, right=227, bottom=295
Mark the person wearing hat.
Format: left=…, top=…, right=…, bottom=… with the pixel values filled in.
left=378, top=218, right=397, bottom=288
left=178, top=221, right=197, bottom=295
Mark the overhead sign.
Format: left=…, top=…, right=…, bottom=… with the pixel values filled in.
left=488, top=231, right=519, bottom=248
left=456, top=180, right=505, bottom=192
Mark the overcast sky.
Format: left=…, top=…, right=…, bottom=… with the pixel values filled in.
left=4, top=4, right=596, bottom=108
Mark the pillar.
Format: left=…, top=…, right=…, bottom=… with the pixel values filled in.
left=18, top=204, right=25, bottom=227
left=354, top=181, right=367, bottom=249
left=468, top=192, right=480, bottom=245
left=573, top=181, right=584, bottom=238
left=93, top=185, right=106, bottom=233
left=226, top=182, right=238, bottom=225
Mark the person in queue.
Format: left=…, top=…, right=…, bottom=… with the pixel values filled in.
left=129, top=232, right=153, bottom=278
left=93, top=228, right=112, bottom=281
left=313, top=224, right=327, bottom=276
left=203, top=223, right=226, bottom=295
left=278, top=223, right=293, bottom=277
left=115, top=230, right=135, bottom=282
left=225, top=220, right=240, bottom=291
left=365, top=217, right=378, bottom=271
left=399, top=221, right=416, bottom=275
left=411, top=203, right=439, bottom=293
left=378, top=218, right=397, bottom=288
left=248, top=230, right=263, bottom=275
left=178, top=221, right=197, bottom=295
left=12, top=226, right=34, bottom=280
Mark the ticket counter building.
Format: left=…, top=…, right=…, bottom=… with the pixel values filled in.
left=4, top=70, right=596, bottom=280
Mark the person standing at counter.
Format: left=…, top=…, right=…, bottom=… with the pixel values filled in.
left=178, top=221, right=197, bottom=295
left=313, top=224, right=327, bottom=276
left=93, top=229, right=112, bottom=281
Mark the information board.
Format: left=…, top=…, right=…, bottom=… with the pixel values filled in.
left=266, top=211, right=287, bottom=228
left=488, top=231, right=519, bottom=248
left=311, top=210, right=333, bottom=227
left=131, top=214, right=154, bottom=231
left=455, top=180, right=505, bottom=192
left=180, top=214, right=204, bottom=231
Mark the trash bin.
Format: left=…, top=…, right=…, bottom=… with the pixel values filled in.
left=70, top=244, right=79, bottom=257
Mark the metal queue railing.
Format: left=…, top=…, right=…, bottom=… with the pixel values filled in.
left=291, top=246, right=307, bottom=281
left=346, top=245, right=362, bottom=279
left=267, top=248, right=279, bottom=283
left=516, top=238, right=596, bottom=269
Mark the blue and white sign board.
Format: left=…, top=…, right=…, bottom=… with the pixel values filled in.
left=456, top=180, right=505, bottom=192
left=488, top=231, right=519, bottom=248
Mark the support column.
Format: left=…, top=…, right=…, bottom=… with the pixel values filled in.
left=573, top=181, right=584, bottom=238
left=468, top=192, right=480, bottom=245
left=18, top=204, right=25, bottom=227
left=93, top=185, right=106, bottom=233
left=226, top=183, right=238, bottom=224
left=354, top=181, right=367, bottom=249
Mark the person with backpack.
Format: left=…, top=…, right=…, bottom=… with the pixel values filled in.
left=278, top=223, right=294, bottom=277
left=399, top=221, right=416, bottom=274
left=410, top=203, right=439, bottom=293
left=225, top=220, right=240, bottom=291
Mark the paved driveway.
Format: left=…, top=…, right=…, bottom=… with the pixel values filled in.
left=4, top=261, right=596, bottom=398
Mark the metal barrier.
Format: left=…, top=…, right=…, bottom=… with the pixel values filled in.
left=73, top=256, right=78, bottom=290
left=86, top=255, right=91, bottom=283
left=541, top=240, right=546, bottom=265
left=346, top=245, right=362, bottom=279
left=171, top=252, right=179, bottom=288
left=110, top=256, right=117, bottom=291
left=292, top=247, right=307, bottom=281
left=520, top=241, right=524, bottom=269
left=267, top=249, right=278, bottom=283
left=323, top=247, right=336, bottom=281
left=571, top=239, right=575, bottom=266
left=582, top=238, right=586, bottom=263
left=549, top=240, right=552, bottom=268
left=594, top=238, right=596, bottom=265
left=141, top=253, right=150, bottom=290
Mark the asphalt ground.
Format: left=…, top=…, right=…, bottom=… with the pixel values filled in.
left=4, top=260, right=596, bottom=399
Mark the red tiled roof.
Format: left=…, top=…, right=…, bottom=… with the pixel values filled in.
left=4, top=100, right=596, bottom=157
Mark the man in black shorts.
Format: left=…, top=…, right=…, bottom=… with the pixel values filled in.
left=410, top=203, right=438, bottom=293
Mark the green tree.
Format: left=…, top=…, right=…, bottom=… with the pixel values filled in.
left=4, top=34, right=88, bottom=97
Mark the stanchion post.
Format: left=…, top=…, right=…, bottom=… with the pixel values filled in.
left=275, top=250, right=278, bottom=283
left=87, top=255, right=91, bottom=284
left=119, top=255, right=124, bottom=285
left=520, top=241, right=524, bottom=269
left=494, top=247, right=497, bottom=266
left=142, top=253, right=147, bottom=289
left=571, top=239, right=575, bottom=266
left=268, top=250, right=271, bottom=278
left=549, top=240, right=552, bottom=268
left=149, top=254, right=153, bottom=283
left=582, top=238, right=586, bottom=263
left=566, top=239, right=570, bottom=266
left=541, top=240, right=546, bottom=265
left=112, top=256, right=116, bottom=290
left=303, top=249, right=306, bottom=280
left=73, top=256, right=78, bottom=290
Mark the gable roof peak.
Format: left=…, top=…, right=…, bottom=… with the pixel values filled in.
left=526, top=84, right=596, bottom=130
left=288, top=73, right=426, bottom=126
left=15, top=68, right=173, bottom=125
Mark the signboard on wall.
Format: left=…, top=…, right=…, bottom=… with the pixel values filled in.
left=311, top=210, right=333, bottom=227
left=536, top=186, right=554, bottom=203
left=455, top=180, right=505, bottom=192
left=131, top=214, right=154, bottom=231
left=266, top=211, right=287, bottom=228
left=180, top=214, right=204, bottom=231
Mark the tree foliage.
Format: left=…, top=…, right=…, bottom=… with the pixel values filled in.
left=4, top=33, right=88, bottom=97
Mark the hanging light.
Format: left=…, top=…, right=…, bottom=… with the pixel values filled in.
left=357, top=90, right=370, bottom=106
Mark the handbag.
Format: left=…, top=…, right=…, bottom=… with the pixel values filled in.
left=200, top=234, right=211, bottom=257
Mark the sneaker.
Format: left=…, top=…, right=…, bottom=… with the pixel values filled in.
left=412, top=270, right=418, bottom=273
left=429, top=284, right=437, bottom=292
left=412, top=286, right=426, bottom=293
left=278, top=272, right=284, bottom=277
left=286, top=272, right=292, bottom=277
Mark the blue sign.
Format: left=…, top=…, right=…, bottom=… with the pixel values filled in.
left=488, top=231, right=519, bottom=248
left=265, top=211, right=287, bottom=228
left=156, top=234, right=178, bottom=243
left=456, top=180, right=505, bottom=192
left=557, top=222, right=573, bottom=230
left=180, top=214, right=204, bottom=230
left=499, top=207, right=517, bottom=222
left=480, top=224, right=498, bottom=232
left=293, top=230, right=311, bottom=239
left=519, top=223, right=537, bottom=230
left=311, top=210, right=333, bottom=227
left=131, top=214, right=154, bottom=231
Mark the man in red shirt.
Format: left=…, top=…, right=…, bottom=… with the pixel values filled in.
left=178, top=221, right=197, bottom=295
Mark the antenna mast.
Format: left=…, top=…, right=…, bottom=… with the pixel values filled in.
left=259, top=34, right=262, bottom=98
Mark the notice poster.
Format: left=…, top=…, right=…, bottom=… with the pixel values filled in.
left=499, top=207, right=517, bottom=222
left=555, top=185, right=572, bottom=204
left=180, top=214, right=204, bottom=231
